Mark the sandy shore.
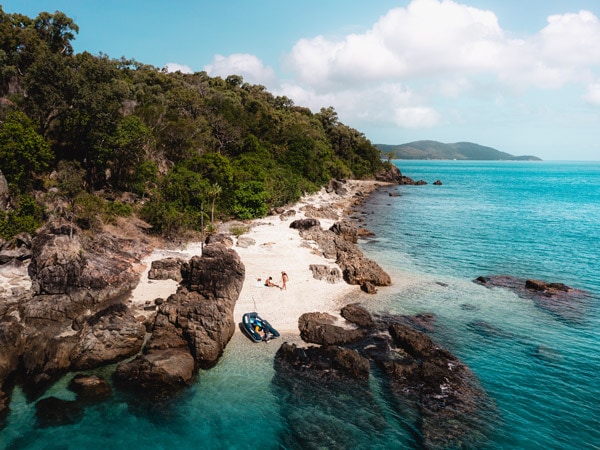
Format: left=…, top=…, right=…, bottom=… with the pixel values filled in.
left=128, top=180, right=385, bottom=336
left=0, top=180, right=386, bottom=338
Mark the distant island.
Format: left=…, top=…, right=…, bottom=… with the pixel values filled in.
left=376, top=140, right=542, bottom=161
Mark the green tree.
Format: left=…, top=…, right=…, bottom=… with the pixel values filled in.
left=109, top=115, right=153, bottom=191
left=0, top=110, right=53, bottom=192
left=52, top=160, right=86, bottom=237
left=231, top=180, right=268, bottom=219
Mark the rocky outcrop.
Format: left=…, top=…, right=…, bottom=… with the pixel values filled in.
left=474, top=275, right=591, bottom=324
left=375, top=165, right=403, bottom=183
left=0, top=221, right=151, bottom=420
left=274, top=304, right=493, bottom=449
left=289, top=218, right=320, bottom=230
left=326, top=179, right=348, bottom=196
left=114, top=243, right=245, bottom=393
left=375, top=165, right=428, bottom=185
left=148, top=257, right=184, bottom=282
left=298, top=312, right=367, bottom=345
left=28, top=222, right=145, bottom=302
left=275, top=342, right=370, bottom=382
left=299, top=221, right=391, bottom=292
left=205, top=233, right=234, bottom=248
left=308, top=264, right=342, bottom=283
left=300, top=204, right=339, bottom=220
left=70, top=303, right=146, bottom=370
left=0, top=233, right=32, bottom=265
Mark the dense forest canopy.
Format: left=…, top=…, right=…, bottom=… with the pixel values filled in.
left=0, top=8, right=389, bottom=239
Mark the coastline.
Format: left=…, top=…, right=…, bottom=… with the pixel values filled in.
left=0, top=180, right=390, bottom=339
left=127, top=180, right=388, bottom=337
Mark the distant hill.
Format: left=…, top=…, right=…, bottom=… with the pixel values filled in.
left=376, top=141, right=542, bottom=161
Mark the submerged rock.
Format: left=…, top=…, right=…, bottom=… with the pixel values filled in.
left=35, top=396, right=84, bottom=428
left=474, top=275, right=592, bottom=324
left=274, top=304, right=493, bottom=449
left=68, top=374, right=112, bottom=403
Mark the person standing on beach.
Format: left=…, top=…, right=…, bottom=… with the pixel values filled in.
left=280, top=271, right=288, bottom=290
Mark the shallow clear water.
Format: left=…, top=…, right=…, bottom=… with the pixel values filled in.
left=1, top=161, right=599, bottom=449
left=358, top=160, right=600, bottom=449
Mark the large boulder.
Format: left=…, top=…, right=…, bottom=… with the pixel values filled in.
left=148, top=257, right=184, bottom=282
left=28, top=223, right=145, bottom=302
left=375, top=165, right=404, bottom=183
left=115, top=243, right=245, bottom=392
left=329, top=220, right=358, bottom=243
left=70, top=303, right=146, bottom=370
left=340, top=303, right=375, bottom=328
left=289, top=218, right=321, bottom=230
left=275, top=342, right=370, bottom=382
left=308, top=264, right=342, bottom=283
left=68, top=374, right=112, bottom=403
left=298, top=312, right=367, bottom=345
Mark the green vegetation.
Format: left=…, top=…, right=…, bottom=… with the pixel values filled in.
left=0, top=8, right=389, bottom=240
left=377, top=141, right=542, bottom=161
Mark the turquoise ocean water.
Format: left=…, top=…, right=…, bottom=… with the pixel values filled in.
left=1, top=161, right=599, bottom=449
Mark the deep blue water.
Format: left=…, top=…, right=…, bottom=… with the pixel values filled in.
left=1, top=161, right=599, bottom=449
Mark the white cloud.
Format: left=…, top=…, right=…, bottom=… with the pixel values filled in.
left=277, top=82, right=440, bottom=129
left=204, top=53, right=276, bottom=85
left=286, top=0, right=507, bottom=88
left=583, top=81, right=600, bottom=104
left=202, top=0, right=600, bottom=139
left=164, top=63, right=193, bottom=74
left=538, top=10, right=600, bottom=67
left=286, top=1, right=600, bottom=91
left=279, top=0, right=600, bottom=133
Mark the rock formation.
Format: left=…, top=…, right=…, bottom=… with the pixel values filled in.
left=295, top=219, right=391, bottom=292
left=115, top=243, right=245, bottom=393
left=148, top=257, right=184, bottom=282
left=474, top=275, right=591, bottom=324
left=375, top=165, right=428, bottom=185
left=0, top=220, right=150, bottom=420
left=273, top=304, right=493, bottom=449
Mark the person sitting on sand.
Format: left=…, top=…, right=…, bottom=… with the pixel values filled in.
left=280, top=271, right=289, bottom=290
left=264, top=276, right=278, bottom=287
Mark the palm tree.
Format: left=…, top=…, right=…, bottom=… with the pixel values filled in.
left=206, top=183, right=222, bottom=223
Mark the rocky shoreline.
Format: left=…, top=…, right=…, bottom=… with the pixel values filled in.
left=0, top=165, right=588, bottom=446
left=0, top=170, right=403, bottom=424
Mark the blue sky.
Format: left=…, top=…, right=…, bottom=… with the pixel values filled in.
left=3, top=0, right=600, bottom=160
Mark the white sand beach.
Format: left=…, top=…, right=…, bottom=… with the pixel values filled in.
left=128, top=180, right=384, bottom=335
left=0, top=180, right=385, bottom=337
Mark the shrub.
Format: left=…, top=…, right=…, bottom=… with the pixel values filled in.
left=229, top=224, right=250, bottom=237
left=0, top=195, right=45, bottom=240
